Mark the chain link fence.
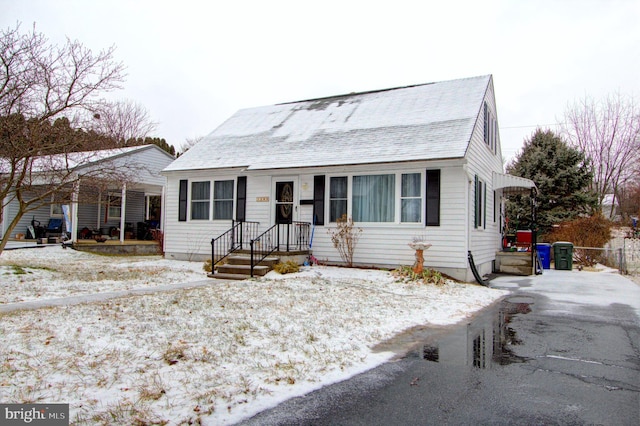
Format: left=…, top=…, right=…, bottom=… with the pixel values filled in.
left=572, top=246, right=625, bottom=271
left=585, top=235, right=640, bottom=276
left=623, top=237, right=640, bottom=276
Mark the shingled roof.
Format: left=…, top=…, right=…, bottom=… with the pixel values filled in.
left=164, top=75, right=492, bottom=172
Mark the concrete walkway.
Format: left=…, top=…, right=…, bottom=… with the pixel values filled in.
left=0, top=279, right=229, bottom=314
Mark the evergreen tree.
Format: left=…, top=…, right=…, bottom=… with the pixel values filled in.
left=506, top=129, right=597, bottom=235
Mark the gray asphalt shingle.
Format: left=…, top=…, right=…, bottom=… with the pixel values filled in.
left=164, top=75, right=490, bottom=172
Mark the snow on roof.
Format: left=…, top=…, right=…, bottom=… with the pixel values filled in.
left=1, top=145, right=155, bottom=174
left=164, top=75, right=492, bottom=172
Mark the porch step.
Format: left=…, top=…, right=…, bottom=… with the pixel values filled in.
left=210, top=255, right=280, bottom=280
left=495, top=251, right=534, bottom=276
left=226, top=255, right=280, bottom=267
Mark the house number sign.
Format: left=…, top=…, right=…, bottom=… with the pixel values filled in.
left=256, top=196, right=269, bottom=202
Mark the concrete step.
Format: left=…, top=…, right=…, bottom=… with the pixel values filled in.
left=209, top=272, right=259, bottom=281
left=215, top=263, right=271, bottom=278
left=226, top=255, right=279, bottom=267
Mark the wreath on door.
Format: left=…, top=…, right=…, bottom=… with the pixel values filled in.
left=280, top=183, right=293, bottom=219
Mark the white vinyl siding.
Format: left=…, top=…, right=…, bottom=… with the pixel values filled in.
left=163, top=163, right=471, bottom=279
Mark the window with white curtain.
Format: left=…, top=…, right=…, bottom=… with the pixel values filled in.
left=352, top=174, right=395, bottom=222
left=213, top=180, right=234, bottom=219
left=401, top=173, right=421, bottom=223
left=191, top=181, right=210, bottom=220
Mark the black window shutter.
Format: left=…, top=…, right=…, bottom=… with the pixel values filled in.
left=474, top=175, right=479, bottom=228
left=425, top=170, right=440, bottom=226
left=236, top=176, right=247, bottom=222
left=483, top=183, right=487, bottom=229
left=178, top=179, right=188, bottom=222
left=313, top=175, right=325, bottom=226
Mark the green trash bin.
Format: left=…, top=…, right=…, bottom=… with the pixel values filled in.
left=553, top=242, right=573, bottom=270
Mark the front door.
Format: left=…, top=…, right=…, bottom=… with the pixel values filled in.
left=275, top=180, right=295, bottom=224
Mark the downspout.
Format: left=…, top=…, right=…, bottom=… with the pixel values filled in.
left=462, top=163, right=473, bottom=280
left=160, top=184, right=166, bottom=232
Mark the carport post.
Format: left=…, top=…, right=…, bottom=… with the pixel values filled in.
left=71, top=179, right=80, bottom=243
left=119, top=183, right=127, bottom=243
left=531, top=187, right=538, bottom=273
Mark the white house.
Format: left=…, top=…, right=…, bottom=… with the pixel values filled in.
left=1, top=144, right=174, bottom=244
left=161, top=75, right=534, bottom=281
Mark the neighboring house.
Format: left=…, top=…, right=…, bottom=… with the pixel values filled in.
left=602, top=194, right=618, bottom=220
left=1, top=144, right=174, bottom=243
left=161, top=75, right=534, bottom=281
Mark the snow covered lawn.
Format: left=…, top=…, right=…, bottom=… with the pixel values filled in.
left=0, top=246, right=205, bottom=304
left=0, top=246, right=507, bottom=425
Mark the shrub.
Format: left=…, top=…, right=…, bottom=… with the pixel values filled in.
left=328, top=215, right=362, bottom=267
left=273, top=260, right=300, bottom=274
left=392, top=265, right=446, bottom=286
left=203, top=259, right=212, bottom=273
left=544, top=214, right=612, bottom=266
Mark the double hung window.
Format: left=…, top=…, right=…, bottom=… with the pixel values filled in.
left=191, top=181, right=210, bottom=220
left=189, top=180, right=234, bottom=221
left=401, top=173, right=421, bottom=223
left=329, top=176, right=348, bottom=222
left=214, top=180, right=234, bottom=220
left=107, top=193, right=122, bottom=220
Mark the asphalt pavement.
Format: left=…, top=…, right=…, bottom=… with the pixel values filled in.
left=239, top=269, right=640, bottom=425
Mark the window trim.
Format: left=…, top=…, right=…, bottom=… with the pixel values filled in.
left=106, top=192, right=122, bottom=221
left=186, top=178, right=239, bottom=222
left=213, top=179, right=234, bottom=220
left=474, top=175, right=486, bottom=229
left=50, top=199, right=64, bottom=218
left=400, top=172, right=422, bottom=224
left=190, top=180, right=211, bottom=221
left=329, top=176, right=348, bottom=223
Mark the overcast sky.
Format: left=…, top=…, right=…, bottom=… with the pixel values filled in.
left=2, top=0, right=639, bottom=164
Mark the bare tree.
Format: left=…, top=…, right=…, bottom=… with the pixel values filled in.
left=0, top=23, right=126, bottom=254
left=561, top=93, right=640, bottom=218
left=178, top=135, right=204, bottom=156
left=86, top=99, right=157, bottom=147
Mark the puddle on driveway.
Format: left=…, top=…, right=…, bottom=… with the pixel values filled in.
left=373, top=296, right=534, bottom=368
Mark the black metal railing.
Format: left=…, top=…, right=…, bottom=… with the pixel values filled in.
left=211, top=220, right=259, bottom=271
left=249, top=221, right=310, bottom=276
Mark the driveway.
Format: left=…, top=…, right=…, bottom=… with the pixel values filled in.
left=239, top=269, right=640, bottom=425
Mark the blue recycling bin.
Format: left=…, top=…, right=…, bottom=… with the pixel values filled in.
left=537, top=243, right=551, bottom=269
